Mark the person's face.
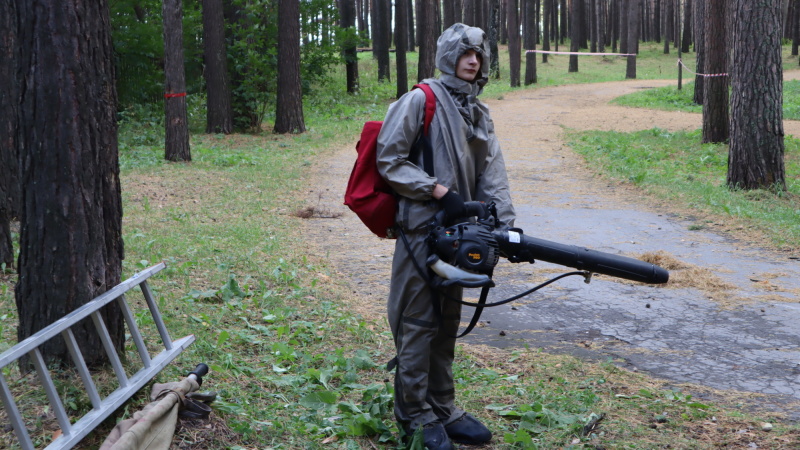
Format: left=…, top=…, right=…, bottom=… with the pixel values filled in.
left=456, top=49, right=482, bottom=81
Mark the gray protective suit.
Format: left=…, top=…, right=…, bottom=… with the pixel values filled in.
left=376, top=23, right=516, bottom=434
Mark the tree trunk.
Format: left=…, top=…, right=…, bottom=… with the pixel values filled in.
left=578, top=0, right=588, bottom=48
left=552, top=0, right=559, bottom=50
left=542, top=0, right=551, bottom=62
left=1, top=0, right=20, bottom=268
left=356, top=0, right=366, bottom=36
left=728, top=0, right=785, bottom=190
left=375, top=0, right=391, bottom=81
left=443, top=0, right=456, bottom=29
left=508, top=0, right=521, bottom=86
left=15, top=0, right=124, bottom=367
left=454, top=0, right=463, bottom=24
left=407, top=0, right=416, bottom=51
left=417, top=0, right=437, bottom=81
left=274, top=0, right=305, bottom=133
left=570, top=0, right=581, bottom=72
left=341, top=0, right=360, bottom=94
left=500, top=0, right=507, bottom=43
left=163, top=0, right=191, bottom=161
left=395, top=0, right=409, bottom=97
left=611, top=0, right=619, bottom=52
left=793, top=0, right=799, bottom=56
left=620, top=0, right=629, bottom=54
left=682, top=0, right=693, bottom=52
left=490, top=0, right=501, bottom=78
left=203, top=0, right=233, bottom=134
left=524, top=0, right=537, bottom=85
left=464, top=0, right=475, bottom=25
left=626, top=0, right=640, bottom=78
left=693, top=0, right=705, bottom=104
left=702, top=0, right=728, bottom=143
left=662, top=0, right=671, bottom=53
left=597, top=0, right=606, bottom=53
left=589, top=0, right=597, bottom=52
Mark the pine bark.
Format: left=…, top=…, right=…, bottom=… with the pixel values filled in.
left=728, top=0, right=786, bottom=190
left=523, top=0, right=537, bottom=85
left=693, top=0, right=705, bottom=104
left=15, top=0, right=124, bottom=367
left=682, top=0, right=693, bottom=53
left=626, top=0, right=640, bottom=79
left=569, top=0, right=581, bottom=72
left=417, top=0, right=437, bottom=82
left=341, top=0, right=359, bottom=94
left=1, top=0, right=20, bottom=268
left=542, top=0, right=551, bottom=62
left=395, top=0, right=408, bottom=97
left=163, top=0, right=191, bottom=160
left=203, top=0, right=233, bottom=134
left=702, top=0, right=729, bottom=143
left=274, top=0, right=305, bottom=133
left=374, top=0, right=391, bottom=82
left=508, top=0, right=521, bottom=86
left=489, top=0, right=501, bottom=78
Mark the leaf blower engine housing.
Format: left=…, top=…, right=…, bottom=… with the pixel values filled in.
left=431, top=222, right=500, bottom=275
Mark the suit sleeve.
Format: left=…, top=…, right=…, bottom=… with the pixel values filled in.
left=376, top=89, right=437, bottom=201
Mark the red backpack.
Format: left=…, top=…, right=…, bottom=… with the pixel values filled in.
left=344, top=84, right=436, bottom=238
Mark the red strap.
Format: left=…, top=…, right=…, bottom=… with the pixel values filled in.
left=412, top=83, right=436, bottom=136
left=164, top=92, right=186, bottom=98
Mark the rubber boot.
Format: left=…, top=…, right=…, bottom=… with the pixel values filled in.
left=445, top=413, right=492, bottom=445
left=419, top=422, right=455, bottom=450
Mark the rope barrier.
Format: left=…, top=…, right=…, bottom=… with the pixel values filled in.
left=677, top=58, right=728, bottom=78
left=525, top=49, right=636, bottom=57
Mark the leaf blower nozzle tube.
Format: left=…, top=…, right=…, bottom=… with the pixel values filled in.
left=493, top=229, right=670, bottom=284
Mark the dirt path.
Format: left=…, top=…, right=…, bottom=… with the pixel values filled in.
left=302, top=77, right=800, bottom=420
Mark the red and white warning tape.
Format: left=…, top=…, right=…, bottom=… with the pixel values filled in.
left=678, top=58, right=728, bottom=77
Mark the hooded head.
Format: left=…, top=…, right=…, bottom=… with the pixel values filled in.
left=435, top=23, right=490, bottom=87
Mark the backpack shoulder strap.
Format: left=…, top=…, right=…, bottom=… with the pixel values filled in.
left=410, top=83, right=436, bottom=177
left=412, top=83, right=436, bottom=136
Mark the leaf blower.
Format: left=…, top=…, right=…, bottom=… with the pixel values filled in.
left=426, top=201, right=669, bottom=288
left=403, top=201, right=670, bottom=337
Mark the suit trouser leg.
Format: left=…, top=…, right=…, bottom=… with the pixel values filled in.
left=388, top=235, right=465, bottom=433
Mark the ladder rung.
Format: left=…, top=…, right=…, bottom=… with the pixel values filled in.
left=90, top=311, right=128, bottom=388
left=117, top=296, right=152, bottom=369
left=30, top=348, right=72, bottom=438
left=62, top=328, right=102, bottom=409
left=140, top=280, right=174, bottom=350
left=0, top=371, right=35, bottom=450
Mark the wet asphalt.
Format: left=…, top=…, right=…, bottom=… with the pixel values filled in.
left=462, top=189, right=800, bottom=422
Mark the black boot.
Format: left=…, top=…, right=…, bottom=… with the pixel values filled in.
left=445, top=413, right=492, bottom=445
left=416, top=422, right=454, bottom=450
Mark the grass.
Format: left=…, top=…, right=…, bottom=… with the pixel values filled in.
left=611, top=79, right=800, bottom=120
left=1, top=41, right=800, bottom=449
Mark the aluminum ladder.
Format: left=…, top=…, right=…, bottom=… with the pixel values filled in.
left=0, top=262, right=195, bottom=449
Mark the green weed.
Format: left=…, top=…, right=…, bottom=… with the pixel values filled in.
left=612, top=79, right=800, bottom=120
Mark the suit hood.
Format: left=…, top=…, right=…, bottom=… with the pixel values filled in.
left=435, top=23, right=490, bottom=87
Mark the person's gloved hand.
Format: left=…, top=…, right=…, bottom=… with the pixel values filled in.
left=439, top=190, right=467, bottom=220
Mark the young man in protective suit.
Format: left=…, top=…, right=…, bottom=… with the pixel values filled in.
left=376, top=23, right=516, bottom=449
